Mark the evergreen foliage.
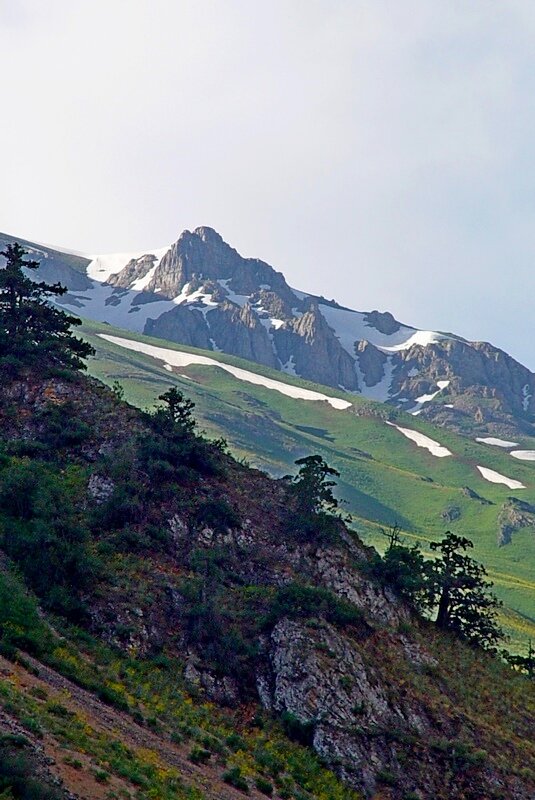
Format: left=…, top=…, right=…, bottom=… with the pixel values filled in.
left=291, top=455, right=340, bottom=516
left=139, top=386, right=220, bottom=485
left=0, top=460, right=98, bottom=619
left=367, top=526, right=431, bottom=613
left=428, top=533, right=503, bottom=650
left=0, top=243, right=94, bottom=373
left=369, top=529, right=503, bottom=650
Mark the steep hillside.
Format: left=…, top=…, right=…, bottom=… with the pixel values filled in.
left=0, top=366, right=534, bottom=800
left=79, top=319, right=535, bottom=652
left=1, top=228, right=534, bottom=438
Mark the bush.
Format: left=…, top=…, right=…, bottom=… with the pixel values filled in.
left=194, top=499, right=241, bottom=532
left=0, top=460, right=99, bottom=619
left=266, top=584, right=364, bottom=630
left=0, top=736, right=63, bottom=799
left=280, top=711, right=315, bottom=747
left=35, top=402, right=92, bottom=450
left=366, top=543, right=430, bottom=612
left=255, top=776, right=273, bottom=796
left=188, top=746, right=211, bottom=765
left=93, top=486, right=143, bottom=530
left=223, top=766, right=249, bottom=793
left=0, top=572, right=53, bottom=658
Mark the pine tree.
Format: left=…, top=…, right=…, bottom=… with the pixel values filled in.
left=429, top=533, right=503, bottom=650
left=0, top=242, right=94, bottom=372
left=291, top=455, right=340, bottom=515
left=157, top=387, right=196, bottom=434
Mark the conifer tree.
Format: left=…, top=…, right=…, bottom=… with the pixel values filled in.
left=0, top=242, right=94, bottom=372
left=292, top=455, right=340, bottom=515
left=429, top=533, right=503, bottom=650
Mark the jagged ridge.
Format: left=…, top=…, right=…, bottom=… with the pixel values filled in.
left=1, top=227, right=534, bottom=438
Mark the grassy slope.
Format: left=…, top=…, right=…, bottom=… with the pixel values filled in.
left=80, top=320, right=535, bottom=652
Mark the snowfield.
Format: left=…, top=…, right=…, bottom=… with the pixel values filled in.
left=316, top=302, right=447, bottom=356
left=476, top=466, right=526, bottom=489
left=476, top=437, right=519, bottom=448
left=385, top=421, right=452, bottom=457
left=98, top=335, right=353, bottom=410
left=87, top=246, right=171, bottom=283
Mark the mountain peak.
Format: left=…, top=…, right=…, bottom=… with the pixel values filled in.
left=192, top=225, right=225, bottom=245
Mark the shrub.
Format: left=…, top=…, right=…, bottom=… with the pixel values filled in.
left=0, top=571, right=53, bottom=657
left=189, top=746, right=211, bottom=765
left=255, top=776, right=273, bottom=796
left=280, top=711, right=315, bottom=747
left=223, top=766, right=249, bottom=793
left=0, top=461, right=99, bottom=619
left=226, top=733, right=247, bottom=752
left=36, top=402, right=92, bottom=450
left=194, top=499, right=241, bottom=532
left=0, top=735, right=62, bottom=799
left=266, top=584, right=364, bottom=630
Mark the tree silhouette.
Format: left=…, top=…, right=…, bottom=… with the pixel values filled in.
left=292, top=454, right=340, bottom=515
left=429, top=533, right=503, bottom=650
left=0, top=242, right=94, bottom=372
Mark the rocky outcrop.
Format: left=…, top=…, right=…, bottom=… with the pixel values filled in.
left=144, top=305, right=213, bottom=350
left=497, top=497, right=535, bottom=545
left=356, top=340, right=387, bottom=388
left=364, top=310, right=400, bottom=335
left=108, top=254, right=158, bottom=289
left=274, top=303, right=360, bottom=390
left=205, top=302, right=279, bottom=368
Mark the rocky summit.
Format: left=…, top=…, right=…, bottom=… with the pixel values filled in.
left=1, top=227, right=534, bottom=439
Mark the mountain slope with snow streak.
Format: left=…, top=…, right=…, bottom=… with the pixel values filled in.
left=99, top=334, right=352, bottom=410
left=1, top=225, right=534, bottom=439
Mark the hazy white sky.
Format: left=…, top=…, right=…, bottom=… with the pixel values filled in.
left=1, top=1, right=535, bottom=367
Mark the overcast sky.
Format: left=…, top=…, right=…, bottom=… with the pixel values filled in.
left=1, top=1, right=535, bottom=367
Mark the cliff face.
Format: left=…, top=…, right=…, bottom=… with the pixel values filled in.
left=1, top=371, right=534, bottom=800
left=1, top=226, right=534, bottom=438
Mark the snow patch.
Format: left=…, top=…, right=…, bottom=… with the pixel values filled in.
left=476, top=466, right=525, bottom=489
left=281, top=356, right=298, bottom=376
left=522, top=384, right=532, bottom=412
left=86, top=245, right=171, bottom=283
left=181, top=288, right=219, bottom=315
left=218, top=279, right=250, bottom=307
left=408, top=380, right=450, bottom=415
left=99, top=335, right=353, bottom=411
left=385, top=421, right=452, bottom=457
left=476, top=437, right=519, bottom=448
left=356, top=355, right=395, bottom=402
left=510, top=450, right=535, bottom=461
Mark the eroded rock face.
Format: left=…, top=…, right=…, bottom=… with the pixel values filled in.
left=356, top=340, right=387, bottom=388
left=497, top=497, right=535, bottom=546
left=88, top=474, right=115, bottom=504
left=274, top=304, right=360, bottom=390
left=258, top=618, right=426, bottom=796
left=206, top=303, right=279, bottom=368
left=144, top=305, right=213, bottom=350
